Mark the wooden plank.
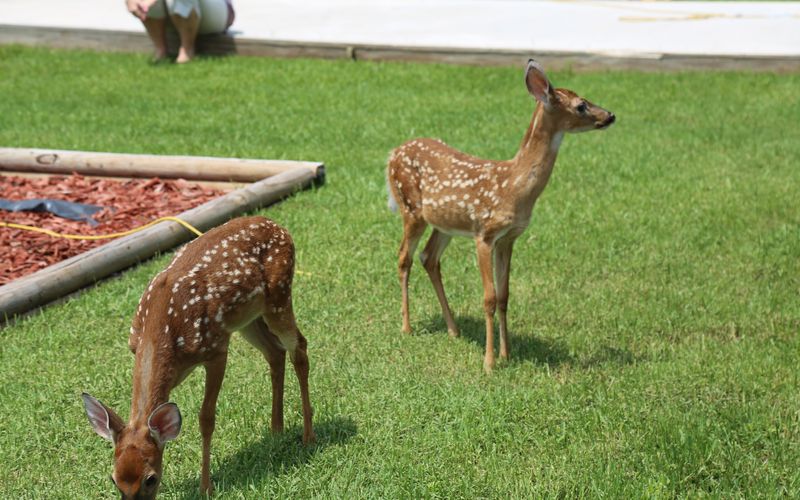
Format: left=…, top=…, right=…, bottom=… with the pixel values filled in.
left=2, top=24, right=800, bottom=72
left=0, top=168, right=315, bottom=320
left=351, top=45, right=800, bottom=73
left=0, top=171, right=246, bottom=192
left=0, top=148, right=324, bottom=183
left=0, top=24, right=152, bottom=53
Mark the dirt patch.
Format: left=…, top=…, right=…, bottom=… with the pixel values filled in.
left=0, top=174, right=225, bottom=285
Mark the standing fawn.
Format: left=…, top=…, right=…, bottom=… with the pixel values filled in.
left=82, top=216, right=314, bottom=499
left=387, top=60, right=615, bottom=373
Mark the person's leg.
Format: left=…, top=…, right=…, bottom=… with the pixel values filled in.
left=141, top=1, right=168, bottom=60
left=166, top=0, right=201, bottom=63
left=172, top=11, right=200, bottom=63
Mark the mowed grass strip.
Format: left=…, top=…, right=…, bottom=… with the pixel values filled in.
left=0, top=46, right=798, bottom=498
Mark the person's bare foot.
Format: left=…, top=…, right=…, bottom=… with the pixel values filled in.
left=153, top=48, right=168, bottom=62
left=176, top=46, right=194, bottom=63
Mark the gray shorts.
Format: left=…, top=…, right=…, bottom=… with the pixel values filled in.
left=147, top=0, right=234, bottom=34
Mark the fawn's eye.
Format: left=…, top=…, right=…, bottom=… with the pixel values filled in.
left=144, top=474, right=159, bottom=489
left=576, top=102, right=588, bottom=114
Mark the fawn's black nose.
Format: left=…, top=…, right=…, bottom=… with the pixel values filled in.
left=605, top=113, right=616, bottom=125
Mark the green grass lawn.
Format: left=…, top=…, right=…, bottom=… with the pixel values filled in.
left=0, top=45, right=798, bottom=498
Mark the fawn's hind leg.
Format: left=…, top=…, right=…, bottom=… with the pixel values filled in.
left=398, top=219, right=427, bottom=334
left=262, top=304, right=316, bottom=445
left=241, top=319, right=287, bottom=434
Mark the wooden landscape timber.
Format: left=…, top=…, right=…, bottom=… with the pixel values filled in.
left=0, top=149, right=324, bottom=321
left=0, top=148, right=322, bottom=183
left=1, top=24, right=799, bottom=73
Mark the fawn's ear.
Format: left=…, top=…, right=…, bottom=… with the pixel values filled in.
left=525, top=59, right=554, bottom=109
left=81, top=393, right=125, bottom=442
left=148, top=402, right=182, bottom=446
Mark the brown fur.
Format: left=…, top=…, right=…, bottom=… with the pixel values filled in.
left=84, top=216, right=315, bottom=498
left=386, top=60, right=615, bottom=373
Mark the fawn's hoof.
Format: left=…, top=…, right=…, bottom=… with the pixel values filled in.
left=201, top=481, right=214, bottom=497
left=448, top=328, right=460, bottom=338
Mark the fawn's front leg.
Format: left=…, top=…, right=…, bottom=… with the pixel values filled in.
left=420, top=229, right=460, bottom=337
left=200, top=354, right=227, bottom=495
left=494, top=238, right=515, bottom=361
left=476, top=239, right=497, bottom=373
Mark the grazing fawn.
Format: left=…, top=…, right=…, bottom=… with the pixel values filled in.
left=82, top=216, right=314, bottom=498
left=387, top=59, right=615, bottom=373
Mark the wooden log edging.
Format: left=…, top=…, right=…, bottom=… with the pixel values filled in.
left=0, top=167, right=316, bottom=320
left=0, top=148, right=323, bottom=183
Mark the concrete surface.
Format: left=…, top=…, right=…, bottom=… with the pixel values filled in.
left=1, top=0, right=799, bottom=58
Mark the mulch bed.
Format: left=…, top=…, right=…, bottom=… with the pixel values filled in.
left=0, top=174, right=226, bottom=286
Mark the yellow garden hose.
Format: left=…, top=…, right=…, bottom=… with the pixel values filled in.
left=0, top=216, right=203, bottom=240
left=1, top=216, right=311, bottom=276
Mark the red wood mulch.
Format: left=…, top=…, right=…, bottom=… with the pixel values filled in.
left=0, top=174, right=226, bottom=286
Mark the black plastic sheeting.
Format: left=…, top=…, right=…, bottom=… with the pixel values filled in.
left=0, top=198, right=104, bottom=226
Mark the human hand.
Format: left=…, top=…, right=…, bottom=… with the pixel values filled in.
left=126, top=0, right=146, bottom=20
left=126, top=0, right=158, bottom=21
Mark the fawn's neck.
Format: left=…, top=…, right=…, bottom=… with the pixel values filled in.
left=512, top=103, right=564, bottom=190
left=129, top=335, right=175, bottom=424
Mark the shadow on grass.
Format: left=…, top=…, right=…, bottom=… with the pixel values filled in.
left=175, top=416, right=356, bottom=498
left=420, top=315, right=637, bottom=369
left=578, top=345, right=637, bottom=369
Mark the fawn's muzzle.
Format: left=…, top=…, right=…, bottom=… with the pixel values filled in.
left=597, top=113, right=616, bottom=129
